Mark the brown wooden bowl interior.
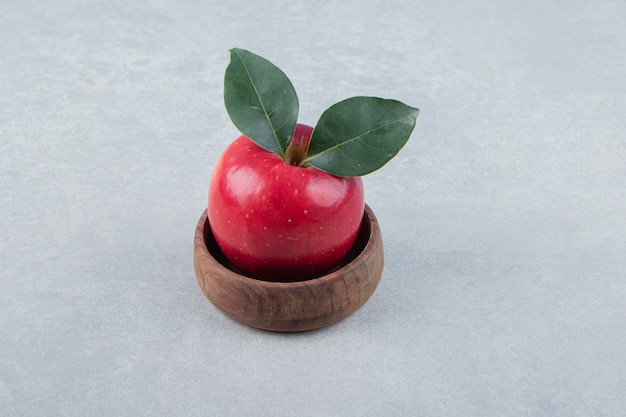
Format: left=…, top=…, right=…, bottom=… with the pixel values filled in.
left=193, top=204, right=384, bottom=332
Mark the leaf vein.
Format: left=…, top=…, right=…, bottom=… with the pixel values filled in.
left=307, top=114, right=413, bottom=160
left=234, top=50, right=285, bottom=156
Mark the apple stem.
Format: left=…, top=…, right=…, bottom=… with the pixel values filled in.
left=285, top=133, right=309, bottom=166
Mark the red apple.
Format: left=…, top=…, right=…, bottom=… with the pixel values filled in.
left=208, top=124, right=365, bottom=281
left=207, top=48, right=418, bottom=282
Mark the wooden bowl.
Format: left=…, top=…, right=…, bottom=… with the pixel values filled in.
left=193, top=204, right=384, bottom=332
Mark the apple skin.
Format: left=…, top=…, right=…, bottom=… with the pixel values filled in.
left=208, top=124, right=365, bottom=281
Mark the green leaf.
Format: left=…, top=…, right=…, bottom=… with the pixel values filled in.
left=306, top=97, right=419, bottom=176
left=224, top=48, right=299, bottom=157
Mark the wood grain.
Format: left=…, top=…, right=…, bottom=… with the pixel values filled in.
left=193, top=204, right=384, bottom=332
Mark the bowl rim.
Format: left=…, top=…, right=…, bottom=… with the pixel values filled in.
left=194, top=204, right=380, bottom=288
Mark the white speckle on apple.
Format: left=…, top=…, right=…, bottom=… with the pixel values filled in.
left=303, top=209, right=308, bottom=214
left=287, top=218, right=292, bottom=223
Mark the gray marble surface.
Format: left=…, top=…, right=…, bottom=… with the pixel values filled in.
left=2, top=0, right=625, bottom=416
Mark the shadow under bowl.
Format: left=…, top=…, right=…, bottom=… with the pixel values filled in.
left=193, top=204, right=384, bottom=332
